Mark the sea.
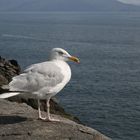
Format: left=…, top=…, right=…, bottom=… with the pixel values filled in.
left=0, top=12, right=140, bottom=140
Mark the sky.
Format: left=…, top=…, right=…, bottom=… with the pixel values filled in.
left=117, top=0, right=140, bottom=5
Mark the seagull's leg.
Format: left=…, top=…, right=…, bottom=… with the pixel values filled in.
left=46, top=98, right=51, bottom=120
left=38, top=99, right=42, bottom=118
left=38, top=99, right=46, bottom=120
left=46, top=98, right=60, bottom=122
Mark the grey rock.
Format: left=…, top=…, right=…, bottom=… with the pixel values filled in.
left=0, top=56, right=21, bottom=86
left=0, top=99, right=111, bottom=140
left=8, top=97, right=81, bottom=123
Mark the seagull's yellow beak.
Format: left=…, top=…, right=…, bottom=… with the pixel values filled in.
left=68, top=56, right=80, bottom=63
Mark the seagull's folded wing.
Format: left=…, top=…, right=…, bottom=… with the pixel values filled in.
left=9, top=62, right=64, bottom=93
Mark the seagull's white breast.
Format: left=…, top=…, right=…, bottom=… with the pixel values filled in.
left=48, top=60, right=71, bottom=95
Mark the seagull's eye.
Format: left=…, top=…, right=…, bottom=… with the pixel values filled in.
left=58, top=51, right=64, bottom=55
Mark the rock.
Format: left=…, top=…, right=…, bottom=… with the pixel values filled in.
left=8, top=97, right=81, bottom=123
left=0, top=99, right=111, bottom=140
left=0, top=75, right=8, bottom=86
left=0, top=56, right=21, bottom=86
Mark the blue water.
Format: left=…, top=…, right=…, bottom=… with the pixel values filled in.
left=0, top=12, right=140, bottom=140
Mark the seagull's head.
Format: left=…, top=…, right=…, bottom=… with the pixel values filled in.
left=50, top=48, right=80, bottom=63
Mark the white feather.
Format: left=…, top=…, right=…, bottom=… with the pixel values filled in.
left=0, top=92, right=20, bottom=99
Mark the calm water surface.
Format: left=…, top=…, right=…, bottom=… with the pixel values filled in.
left=0, top=12, right=140, bottom=140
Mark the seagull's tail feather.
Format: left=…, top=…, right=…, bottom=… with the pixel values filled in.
left=0, top=92, right=20, bottom=99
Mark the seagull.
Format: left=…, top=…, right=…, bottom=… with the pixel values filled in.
left=0, top=48, right=79, bottom=121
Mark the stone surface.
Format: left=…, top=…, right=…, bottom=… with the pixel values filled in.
left=0, top=56, right=21, bottom=86
left=8, top=97, right=81, bottom=123
left=0, top=99, right=111, bottom=140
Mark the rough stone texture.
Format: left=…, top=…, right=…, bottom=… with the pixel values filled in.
left=8, top=97, right=81, bottom=123
left=0, top=56, right=21, bottom=86
left=0, top=99, right=111, bottom=140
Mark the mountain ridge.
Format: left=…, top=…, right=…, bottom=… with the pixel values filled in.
left=0, top=0, right=140, bottom=11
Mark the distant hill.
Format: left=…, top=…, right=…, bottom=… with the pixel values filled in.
left=0, top=0, right=140, bottom=11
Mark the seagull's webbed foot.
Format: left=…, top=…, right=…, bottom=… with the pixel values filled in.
left=46, top=117, right=60, bottom=122
left=38, top=116, right=47, bottom=120
left=38, top=117, right=60, bottom=122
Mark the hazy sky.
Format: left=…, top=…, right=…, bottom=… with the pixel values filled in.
left=117, top=0, right=140, bottom=5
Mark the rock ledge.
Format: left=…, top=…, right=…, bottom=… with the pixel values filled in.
left=0, top=99, right=111, bottom=140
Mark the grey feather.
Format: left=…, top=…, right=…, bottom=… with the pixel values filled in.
left=9, top=62, right=64, bottom=93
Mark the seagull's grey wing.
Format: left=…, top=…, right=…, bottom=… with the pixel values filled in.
left=9, top=62, right=64, bottom=92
